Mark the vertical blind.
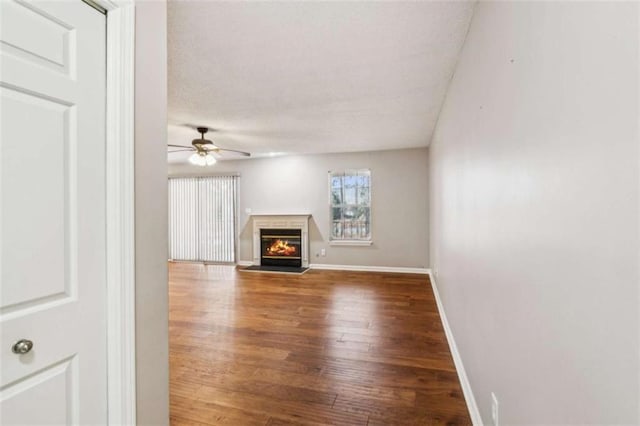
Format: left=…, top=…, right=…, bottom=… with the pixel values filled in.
left=168, top=176, right=238, bottom=263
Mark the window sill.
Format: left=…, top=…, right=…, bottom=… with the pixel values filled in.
left=329, top=240, right=373, bottom=247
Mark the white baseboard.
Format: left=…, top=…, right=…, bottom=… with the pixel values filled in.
left=310, top=263, right=430, bottom=274
left=237, top=261, right=430, bottom=274
left=428, top=272, right=483, bottom=425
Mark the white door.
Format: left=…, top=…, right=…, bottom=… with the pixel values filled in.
left=0, top=0, right=107, bottom=424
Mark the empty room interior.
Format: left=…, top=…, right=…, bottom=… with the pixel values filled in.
left=1, top=0, right=638, bottom=425
left=162, top=1, right=639, bottom=424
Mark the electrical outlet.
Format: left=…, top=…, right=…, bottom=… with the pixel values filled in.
left=491, top=392, right=499, bottom=426
left=321, top=248, right=326, bottom=257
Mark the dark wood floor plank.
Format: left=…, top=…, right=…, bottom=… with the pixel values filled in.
left=169, top=262, right=471, bottom=425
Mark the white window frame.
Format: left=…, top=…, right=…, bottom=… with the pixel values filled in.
left=328, top=169, right=373, bottom=246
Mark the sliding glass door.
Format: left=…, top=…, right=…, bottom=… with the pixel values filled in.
left=168, top=176, right=238, bottom=263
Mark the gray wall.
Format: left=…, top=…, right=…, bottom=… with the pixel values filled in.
left=170, top=148, right=429, bottom=268
left=429, top=1, right=639, bottom=424
left=135, top=1, right=169, bottom=425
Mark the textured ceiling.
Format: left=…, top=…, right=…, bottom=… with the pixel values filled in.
left=168, top=1, right=475, bottom=162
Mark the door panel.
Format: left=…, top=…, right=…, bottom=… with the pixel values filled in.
left=1, top=357, right=77, bottom=425
left=0, top=1, right=107, bottom=424
left=0, top=0, right=74, bottom=76
left=1, top=86, right=74, bottom=311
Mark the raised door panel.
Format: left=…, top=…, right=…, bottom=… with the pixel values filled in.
left=1, top=87, right=76, bottom=312
left=1, top=358, right=77, bottom=425
left=0, top=0, right=74, bottom=76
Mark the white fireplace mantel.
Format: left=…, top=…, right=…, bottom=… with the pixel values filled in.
left=252, top=215, right=310, bottom=267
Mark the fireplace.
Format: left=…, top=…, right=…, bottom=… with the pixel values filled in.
left=252, top=215, right=310, bottom=268
left=260, top=228, right=302, bottom=267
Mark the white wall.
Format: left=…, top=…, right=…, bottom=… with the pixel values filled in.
left=135, top=1, right=169, bottom=425
left=170, top=148, right=429, bottom=269
left=429, top=1, right=639, bottom=424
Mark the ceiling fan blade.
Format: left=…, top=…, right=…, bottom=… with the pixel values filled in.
left=168, top=148, right=194, bottom=153
left=217, top=147, right=251, bottom=157
left=168, top=144, right=192, bottom=149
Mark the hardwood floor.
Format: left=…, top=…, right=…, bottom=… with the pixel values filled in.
left=169, top=262, right=471, bottom=425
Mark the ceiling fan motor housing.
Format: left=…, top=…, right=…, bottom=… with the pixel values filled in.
left=192, top=138, right=213, bottom=146
left=193, top=127, right=214, bottom=148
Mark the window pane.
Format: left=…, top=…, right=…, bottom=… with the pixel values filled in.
left=332, top=207, right=342, bottom=221
left=343, top=220, right=353, bottom=239
left=356, top=173, right=370, bottom=188
left=331, top=175, right=342, bottom=189
left=349, top=207, right=370, bottom=239
left=331, top=221, right=343, bottom=239
left=356, top=206, right=369, bottom=222
left=343, top=174, right=357, bottom=187
left=357, top=186, right=370, bottom=206
left=331, top=187, right=342, bottom=205
left=344, top=185, right=356, bottom=205
left=343, top=206, right=357, bottom=220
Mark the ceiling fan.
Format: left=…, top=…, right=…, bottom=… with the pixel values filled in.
left=168, top=127, right=250, bottom=166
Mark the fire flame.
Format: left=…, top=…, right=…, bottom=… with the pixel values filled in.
left=266, top=239, right=297, bottom=256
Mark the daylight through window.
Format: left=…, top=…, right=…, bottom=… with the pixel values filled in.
left=330, top=169, right=371, bottom=241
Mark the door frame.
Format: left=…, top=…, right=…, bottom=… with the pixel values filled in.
left=91, top=0, right=137, bottom=424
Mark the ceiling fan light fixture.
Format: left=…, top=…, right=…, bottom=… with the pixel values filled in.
left=205, top=154, right=217, bottom=166
left=189, top=151, right=217, bottom=167
left=189, top=152, right=206, bottom=166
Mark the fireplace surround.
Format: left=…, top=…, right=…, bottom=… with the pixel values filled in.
left=252, top=215, right=310, bottom=268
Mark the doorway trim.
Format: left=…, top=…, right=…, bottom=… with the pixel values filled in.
left=93, top=0, right=137, bottom=424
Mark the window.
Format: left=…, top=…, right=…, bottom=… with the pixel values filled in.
left=329, top=169, right=371, bottom=243
left=168, top=176, right=238, bottom=262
